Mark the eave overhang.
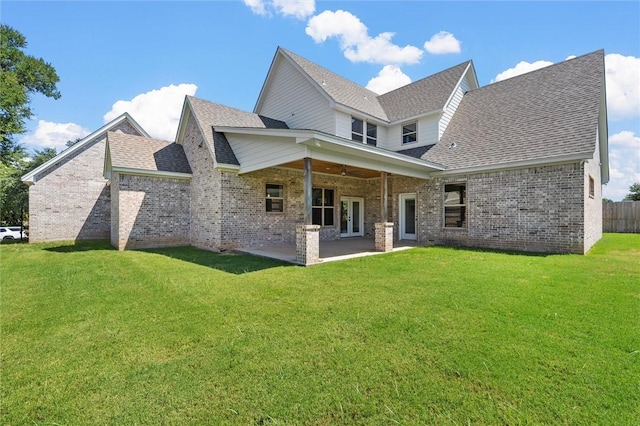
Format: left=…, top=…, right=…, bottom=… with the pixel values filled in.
left=431, top=151, right=596, bottom=177
left=214, top=127, right=445, bottom=179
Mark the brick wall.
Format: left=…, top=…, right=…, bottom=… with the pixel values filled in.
left=28, top=121, right=141, bottom=242
left=217, top=169, right=379, bottom=249
left=112, top=173, right=191, bottom=250
left=179, top=115, right=223, bottom=250
left=414, top=163, right=588, bottom=253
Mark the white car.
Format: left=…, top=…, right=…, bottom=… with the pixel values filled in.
left=0, top=226, right=27, bottom=241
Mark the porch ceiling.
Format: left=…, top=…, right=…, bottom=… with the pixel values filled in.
left=279, top=159, right=380, bottom=179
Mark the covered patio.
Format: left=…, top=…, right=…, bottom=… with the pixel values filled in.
left=236, top=237, right=418, bottom=265
left=217, top=126, right=444, bottom=265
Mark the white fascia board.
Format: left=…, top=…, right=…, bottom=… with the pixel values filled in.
left=598, top=86, right=610, bottom=184
left=103, top=139, right=113, bottom=179
left=309, top=150, right=434, bottom=179
left=216, top=126, right=446, bottom=175
left=238, top=148, right=311, bottom=175
left=112, top=167, right=192, bottom=180
left=442, top=62, right=474, bottom=111
left=333, top=104, right=389, bottom=125
left=431, top=152, right=594, bottom=177
left=215, top=163, right=241, bottom=173
left=174, top=97, right=192, bottom=145
left=214, top=126, right=309, bottom=139
left=387, top=108, right=443, bottom=126
left=22, top=113, right=149, bottom=184
left=297, top=132, right=446, bottom=171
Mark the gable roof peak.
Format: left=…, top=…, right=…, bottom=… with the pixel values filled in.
left=270, top=47, right=389, bottom=121
left=22, top=112, right=149, bottom=184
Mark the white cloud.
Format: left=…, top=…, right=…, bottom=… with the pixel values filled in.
left=21, top=120, right=91, bottom=152
left=493, top=60, right=554, bottom=82
left=605, top=53, right=640, bottom=120
left=243, top=0, right=315, bottom=19
left=103, top=83, right=197, bottom=141
left=423, top=31, right=461, bottom=54
left=306, top=10, right=423, bottom=65
left=273, top=0, right=315, bottom=20
left=605, top=130, right=640, bottom=201
left=366, top=65, right=412, bottom=94
left=243, top=0, right=267, bottom=16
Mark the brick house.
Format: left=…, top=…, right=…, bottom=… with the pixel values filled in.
left=24, top=47, right=608, bottom=264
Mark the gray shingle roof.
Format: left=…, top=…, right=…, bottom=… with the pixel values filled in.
left=187, top=96, right=287, bottom=166
left=212, top=131, right=239, bottom=165
left=423, top=50, right=604, bottom=170
left=107, top=132, right=192, bottom=174
left=377, top=61, right=471, bottom=122
left=280, top=48, right=389, bottom=121
left=396, top=144, right=436, bottom=159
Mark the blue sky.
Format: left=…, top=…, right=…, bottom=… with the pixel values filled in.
left=3, top=0, right=639, bottom=200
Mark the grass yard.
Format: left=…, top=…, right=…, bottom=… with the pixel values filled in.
left=1, top=234, right=638, bottom=424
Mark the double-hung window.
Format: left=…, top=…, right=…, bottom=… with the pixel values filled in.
left=352, top=117, right=377, bottom=146
left=312, top=188, right=334, bottom=226
left=444, top=184, right=466, bottom=228
left=351, top=117, right=364, bottom=142
left=266, top=184, right=284, bottom=212
left=402, top=122, right=417, bottom=144
left=366, top=123, right=377, bottom=146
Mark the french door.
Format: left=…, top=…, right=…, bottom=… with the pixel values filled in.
left=340, top=197, right=364, bottom=237
left=399, top=193, right=417, bottom=240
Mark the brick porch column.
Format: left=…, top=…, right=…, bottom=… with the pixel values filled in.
left=296, top=224, right=321, bottom=266
left=375, top=222, right=394, bottom=252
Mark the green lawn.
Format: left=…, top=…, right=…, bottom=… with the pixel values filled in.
left=1, top=234, right=638, bottom=425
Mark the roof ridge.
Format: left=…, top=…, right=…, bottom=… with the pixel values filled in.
left=279, top=47, right=380, bottom=98
left=377, top=60, right=472, bottom=100
left=473, top=49, right=605, bottom=92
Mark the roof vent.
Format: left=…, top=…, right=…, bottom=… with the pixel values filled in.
left=449, top=143, right=457, bottom=149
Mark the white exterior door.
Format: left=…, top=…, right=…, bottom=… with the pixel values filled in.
left=340, top=197, right=364, bottom=237
left=399, top=193, right=417, bottom=240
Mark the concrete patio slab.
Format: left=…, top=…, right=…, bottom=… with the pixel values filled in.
left=236, top=238, right=417, bottom=265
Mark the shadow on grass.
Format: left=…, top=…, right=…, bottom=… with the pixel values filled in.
left=432, top=244, right=552, bottom=257
left=141, top=246, right=291, bottom=275
left=43, top=240, right=289, bottom=274
left=44, top=240, right=114, bottom=253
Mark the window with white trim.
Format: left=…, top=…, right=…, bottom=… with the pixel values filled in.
left=589, top=176, right=595, bottom=198
left=312, top=188, right=335, bottom=226
left=444, top=183, right=466, bottom=228
left=266, top=184, right=284, bottom=212
left=352, top=117, right=377, bottom=146
left=402, top=122, right=417, bottom=144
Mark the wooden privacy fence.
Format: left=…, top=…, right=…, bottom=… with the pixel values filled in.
left=603, top=201, right=640, bottom=233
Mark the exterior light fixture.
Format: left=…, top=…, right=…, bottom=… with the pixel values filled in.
left=341, top=165, right=347, bottom=176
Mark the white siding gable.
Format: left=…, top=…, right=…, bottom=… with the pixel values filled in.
left=439, top=73, right=471, bottom=138
left=227, top=134, right=306, bottom=173
left=256, top=56, right=335, bottom=134
left=380, top=115, right=439, bottom=151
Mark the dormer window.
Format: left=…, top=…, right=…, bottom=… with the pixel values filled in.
left=402, top=122, right=417, bottom=144
left=352, top=117, right=377, bottom=146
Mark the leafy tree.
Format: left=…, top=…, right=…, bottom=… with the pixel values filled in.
left=623, top=183, right=640, bottom=201
left=66, top=137, right=82, bottom=148
left=0, top=148, right=56, bottom=226
left=1, top=24, right=60, bottom=225
left=1, top=25, right=60, bottom=147
left=602, top=198, right=613, bottom=203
